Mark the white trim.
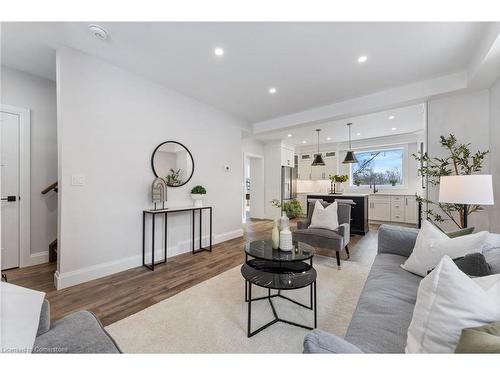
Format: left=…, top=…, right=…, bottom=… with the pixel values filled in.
left=54, top=228, right=244, bottom=290
left=1, top=104, right=31, bottom=269
left=23, top=251, right=49, bottom=267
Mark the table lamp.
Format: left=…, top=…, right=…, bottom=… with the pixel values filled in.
left=438, top=175, right=494, bottom=228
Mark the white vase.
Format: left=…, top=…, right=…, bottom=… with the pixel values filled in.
left=271, top=219, right=280, bottom=250
left=191, top=193, right=204, bottom=207
left=279, top=227, right=293, bottom=251
left=280, top=213, right=289, bottom=231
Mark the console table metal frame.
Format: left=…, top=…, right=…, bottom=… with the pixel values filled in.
left=243, top=253, right=317, bottom=337
left=142, top=206, right=212, bottom=271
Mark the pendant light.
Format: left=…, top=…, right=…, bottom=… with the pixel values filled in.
left=311, top=129, right=325, bottom=166
left=343, top=122, right=358, bottom=164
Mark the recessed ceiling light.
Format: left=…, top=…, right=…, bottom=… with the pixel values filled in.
left=391, top=127, right=397, bottom=131
left=388, top=115, right=395, bottom=120
left=268, top=87, right=277, bottom=94
left=326, top=137, right=331, bottom=141
left=302, top=140, right=307, bottom=144
left=88, top=24, right=108, bottom=40
left=287, top=134, right=292, bottom=138
left=214, top=47, right=224, bottom=56
left=356, top=132, right=361, bottom=136
left=357, top=55, right=368, bottom=63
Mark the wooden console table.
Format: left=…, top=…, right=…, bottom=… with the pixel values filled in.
left=142, top=206, right=213, bottom=271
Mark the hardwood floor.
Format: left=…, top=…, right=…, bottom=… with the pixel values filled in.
left=4, top=219, right=379, bottom=326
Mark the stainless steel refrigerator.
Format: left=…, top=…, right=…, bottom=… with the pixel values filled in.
left=281, top=166, right=297, bottom=203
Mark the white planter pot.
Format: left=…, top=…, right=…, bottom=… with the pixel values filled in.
left=191, top=194, right=205, bottom=207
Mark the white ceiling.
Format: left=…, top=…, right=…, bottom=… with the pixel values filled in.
left=253, top=103, right=426, bottom=145
left=1, top=22, right=490, bottom=123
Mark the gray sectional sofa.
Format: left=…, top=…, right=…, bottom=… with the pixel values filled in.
left=304, top=224, right=500, bottom=353
left=34, top=300, right=121, bottom=353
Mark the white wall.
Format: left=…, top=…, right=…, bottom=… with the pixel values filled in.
left=1, top=66, right=57, bottom=263
left=427, top=90, right=491, bottom=231
left=56, top=47, right=247, bottom=288
left=489, top=78, right=500, bottom=233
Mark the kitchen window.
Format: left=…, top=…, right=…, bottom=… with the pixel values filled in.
left=351, top=147, right=405, bottom=187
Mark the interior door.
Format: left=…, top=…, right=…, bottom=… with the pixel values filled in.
left=1, top=111, right=20, bottom=270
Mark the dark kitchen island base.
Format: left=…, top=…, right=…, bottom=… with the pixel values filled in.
left=307, top=194, right=369, bottom=235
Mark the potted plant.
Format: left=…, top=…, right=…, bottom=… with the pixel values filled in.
left=389, top=178, right=398, bottom=186
left=191, top=185, right=207, bottom=207
left=354, top=178, right=361, bottom=187
left=413, top=134, right=489, bottom=229
left=270, top=198, right=303, bottom=219
left=329, top=174, right=349, bottom=194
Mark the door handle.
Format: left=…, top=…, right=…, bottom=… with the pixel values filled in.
left=1, top=195, right=17, bottom=202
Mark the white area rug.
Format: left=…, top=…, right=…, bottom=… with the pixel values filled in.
left=106, top=256, right=370, bottom=353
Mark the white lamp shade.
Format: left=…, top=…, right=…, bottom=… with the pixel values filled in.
left=438, top=175, right=494, bottom=205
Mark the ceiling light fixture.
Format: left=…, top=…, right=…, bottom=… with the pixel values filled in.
left=343, top=123, right=359, bottom=164
left=326, top=137, right=331, bottom=141
left=302, top=140, right=307, bottom=144
left=389, top=115, right=395, bottom=120
left=88, top=24, right=108, bottom=40
left=391, top=127, right=397, bottom=131
left=287, top=134, right=292, bottom=138
left=356, top=132, right=361, bottom=136
left=268, top=87, right=277, bottom=94
left=214, top=47, right=224, bottom=56
left=312, top=129, right=326, bottom=166
left=357, top=55, right=368, bottom=63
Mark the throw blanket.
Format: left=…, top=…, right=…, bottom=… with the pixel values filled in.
left=0, top=282, right=45, bottom=353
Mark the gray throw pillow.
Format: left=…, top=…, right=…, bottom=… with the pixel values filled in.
left=455, top=321, right=500, bottom=353
left=446, top=227, right=475, bottom=239
left=427, top=253, right=492, bottom=277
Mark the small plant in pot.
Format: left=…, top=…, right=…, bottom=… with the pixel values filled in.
left=191, top=185, right=207, bottom=207
left=270, top=198, right=303, bottom=219
left=389, top=178, right=398, bottom=186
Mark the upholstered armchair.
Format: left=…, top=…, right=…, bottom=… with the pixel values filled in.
left=292, top=200, right=352, bottom=270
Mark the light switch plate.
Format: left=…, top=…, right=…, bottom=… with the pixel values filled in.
left=71, top=174, right=85, bottom=186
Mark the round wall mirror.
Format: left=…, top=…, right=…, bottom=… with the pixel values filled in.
left=151, top=141, right=194, bottom=187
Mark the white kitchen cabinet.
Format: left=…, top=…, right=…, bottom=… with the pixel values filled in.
left=298, top=157, right=312, bottom=180
left=369, top=196, right=392, bottom=221
left=368, top=194, right=418, bottom=224
left=281, top=147, right=294, bottom=167
left=324, top=156, right=337, bottom=177
left=404, top=195, right=418, bottom=224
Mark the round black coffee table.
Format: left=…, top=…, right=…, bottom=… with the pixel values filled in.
left=241, top=240, right=317, bottom=337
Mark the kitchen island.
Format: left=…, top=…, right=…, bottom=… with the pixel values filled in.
left=306, top=194, right=369, bottom=235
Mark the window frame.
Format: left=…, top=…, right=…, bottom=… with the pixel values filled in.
left=349, top=144, right=409, bottom=189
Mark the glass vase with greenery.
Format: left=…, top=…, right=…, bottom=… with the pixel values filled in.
left=328, top=174, right=349, bottom=194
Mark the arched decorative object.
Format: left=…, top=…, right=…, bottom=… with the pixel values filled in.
left=152, top=177, right=168, bottom=204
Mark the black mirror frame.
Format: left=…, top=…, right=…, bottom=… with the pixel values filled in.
left=151, top=141, right=195, bottom=187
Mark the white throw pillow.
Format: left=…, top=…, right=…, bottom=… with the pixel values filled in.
left=401, top=220, right=489, bottom=277
left=309, top=200, right=339, bottom=231
left=406, top=255, right=500, bottom=353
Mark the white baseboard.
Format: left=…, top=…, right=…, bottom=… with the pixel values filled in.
left=21, top=251, right=49, bottom=267
left=54, top=228, right=244, bottom=290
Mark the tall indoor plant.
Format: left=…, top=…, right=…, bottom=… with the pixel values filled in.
left=413, top=134, right=489, bottom=229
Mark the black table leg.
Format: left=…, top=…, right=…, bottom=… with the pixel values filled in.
left=245, top=280, right=248, bottom=302
left=142, top=211, right=146, bottom=266
left=314, top=281, right=317, bottom=328
left=192, top=209, right=195, bottom=254
left=209, top=207, right=212, bottom=251
left=199, top=208, right=202, bottom=249
left=164, top=212, right=168, bottom=263
left=152, top=214, right=155, bottom=271
left=247, top=282, right=252, bottom=337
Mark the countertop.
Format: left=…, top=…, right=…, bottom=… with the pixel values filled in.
left=299, top=192, right=419, bottom=197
